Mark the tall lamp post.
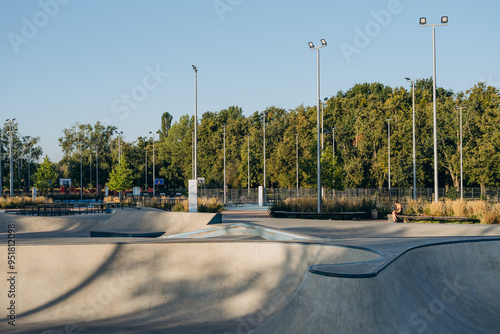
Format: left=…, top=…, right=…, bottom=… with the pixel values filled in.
left=222, top=124, right=226, bottom=205
left=192, top=65, right=198, bottom=182
left=96, top=147, right=99, bottom=197
left=456, top=106, right=463, bottom=200
left=149, top=131, right=157, bottom=196
left=6, top=119, right=15, bottom=197
left=80, top=142, right=83, bottom=199
left=262, top=113, right=266, bottom=203
left=321, top=97, right=327, bottom=150
left=332, top=126, right=335, bottom=161
left=116, top=130, right=123, bottom=161
left=247, top=136, right=250, bottom=198
left=308, top=39, right=327, bottom=213
left=420, top=16, right=448, bottom=202
left=406, top=77, right=417, bottom=199
left=296, top=133, right=299, bottom=197
left=386, top=118, right=392, bottom=191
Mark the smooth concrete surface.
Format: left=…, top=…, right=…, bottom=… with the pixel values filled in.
left=1, top=206, right=500, bottom=333
left=0, top=207, right=218, bottom=236
left=250, top=240, right=500, bottom=334
left=0, top=240, right=377, bottom=333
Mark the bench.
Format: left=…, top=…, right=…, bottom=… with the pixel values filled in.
left=272, top=211, right=366, bottom=219
left=388, top=214, right=468, bottom=223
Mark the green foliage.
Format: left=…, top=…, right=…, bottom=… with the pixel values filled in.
left=34, top=156, right=59, bottom=193
left=52, top=80, right=500, bottom=192
left=107, top=157, right=134, bottom=192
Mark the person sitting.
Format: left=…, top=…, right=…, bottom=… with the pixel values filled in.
left=392, top=200, right=403, bottom=222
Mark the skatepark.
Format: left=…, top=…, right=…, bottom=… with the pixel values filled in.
left=1, top=206, right=500, bottom=333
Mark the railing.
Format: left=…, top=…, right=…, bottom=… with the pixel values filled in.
left=16, top=204, right=105, bottom=216
left=197, top=187, right=500, bottom=205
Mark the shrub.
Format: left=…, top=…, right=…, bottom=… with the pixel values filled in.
left=0, top=196, right=52, bottom=209
left=198, top=197, right=224, bottom=213
left=269, top=197, right=378, bottom=218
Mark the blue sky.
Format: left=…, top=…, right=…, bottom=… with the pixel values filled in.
left=1, top=0, right=499, bottom=162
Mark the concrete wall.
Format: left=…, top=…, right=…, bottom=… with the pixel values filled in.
left=251, top=240, right=500, bottom=334
left=0, top=241, right=379, bottom=332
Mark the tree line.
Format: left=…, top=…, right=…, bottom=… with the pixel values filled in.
left=2, top=79, right=499, bottom=195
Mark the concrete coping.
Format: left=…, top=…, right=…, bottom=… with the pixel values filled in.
left=160, top=223, right=313, bottom=241
left=308, top=237, right=500, bottom=278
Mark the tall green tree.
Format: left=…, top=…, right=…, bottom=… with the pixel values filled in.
left=107, top=157, right=134, bottom=193
left=34, top=156, right=59, bottom=194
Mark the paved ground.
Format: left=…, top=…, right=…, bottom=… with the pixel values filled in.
left=1, top=206, right=500, bottom=333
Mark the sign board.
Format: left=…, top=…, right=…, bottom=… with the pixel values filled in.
left=59, top=178, right=71, bottom=186
left=155, top=179, right=164, bottom=185
left=32, top=187, right=37, bottom=200
left=197, top=177, right=205, bottom=184
left=133, top=187, right=141, bottom=196
left=105, top=186, right=109, bottom=197
left=188, top=179, right=198, bottom=212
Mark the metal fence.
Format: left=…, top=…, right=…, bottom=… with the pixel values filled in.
left=198, top=187, right=500, bottom=205
left=15, top=204, right=105, bottom=216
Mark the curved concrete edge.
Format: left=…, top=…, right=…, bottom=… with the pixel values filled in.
left=0, top=209, right=218, bottom=235
left=161, top=223, right=314, bottom=241
left=0, top=241, right=378, bottom=332
left=251, top=239, right=500, bottom=334
left=308, top=236, right=500, bottom=278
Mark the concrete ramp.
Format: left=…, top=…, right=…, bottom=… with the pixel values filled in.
left=0, top=241, right=378, bottom=333
left=0, top=208, right=217, bottom=235
left=250, top=240, right=500, bottom=334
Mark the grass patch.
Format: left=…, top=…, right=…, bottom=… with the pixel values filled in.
left=269, top=197, right=383, bottom=219
left=0, top=196, right=52, bottom=209
left=402, top=198, right=500, bottom=224
left=173, top=197, right=224, bottom=213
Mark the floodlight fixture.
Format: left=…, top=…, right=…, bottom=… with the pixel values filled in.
left=441, top=16, right=448, bottom=24
left=420, top=17, right=426, bottom=25
left=308, top=42, right=314, bottom=49
left=321, top=39, right=327, bottom=46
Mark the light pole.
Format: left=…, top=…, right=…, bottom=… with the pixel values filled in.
left=321, top=97, right=327, bottom=151
left=192, top=65, right=198, bottom=181
left=308, top=39, right=327, bottom=213
left=116, top=130, right=123, bottom=161
left=6, top=119, right=16, bottom=197
left=149, top=131, right=157, bottom=196
left=96, top=147, right=99, bottom=197
left=332, top=126, right=335, bottom=162
left=192, top=131, right=195, bottom=180
left=386, top=118, right=392, bottom=190
left=80, top=142, right=83, bottom=199
left=144, top=138, right=147, bottom=191
left=420, top=16, right=448, bottom=202
left=406, top=77, right=417, bottom=200
left=262, top=113, right=266, bottom=203
left=247, top=136, right=250, bottom=198
left=457, top=106, right=463, bottom=200
left=296, top=133, right=299, bottom=196
left=0, top=132, right=2, bottom=196
left=28, top=146, right=31, bottom=193
left=223, top=124, right=226, bottom=205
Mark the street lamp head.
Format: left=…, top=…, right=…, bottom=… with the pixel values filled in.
left=405, top=77, right=411, bottom=81
left=441, top=16, right=448, bottom=24
left=419, top=17, right=426, bottom=25
left=324, top=97, right=328, bottom=101
left=192, top=65, right=197, bottom=72
left=321, top=39, right=327, bottom=46
left=308, top=42, right=314, bottom=49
